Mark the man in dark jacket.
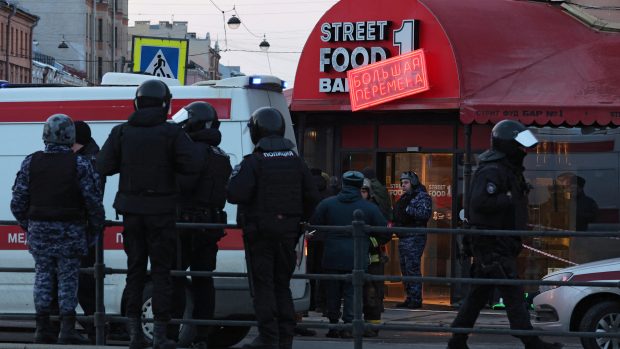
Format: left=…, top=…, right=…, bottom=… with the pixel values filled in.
left=72, top=120, right=101, bottom=342
left=170, top=101, right=232, bottom=348
left=306, top=168, right=332, bottom=315
left=448, top=120, right=562, bottom=349
left=310, top=171, right=388, bottom=338
left=97, top=79, right=201, bottom=349
left=227, top=107, right=319, bottom=349
left=362, top=167, right=393, bottom=221
left=72, top=121, right=100, bottom=156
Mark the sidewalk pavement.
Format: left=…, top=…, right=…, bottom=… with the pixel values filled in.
left=0, top=305, right=582, bottom=348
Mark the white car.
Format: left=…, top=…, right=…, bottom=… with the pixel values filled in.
left=0, top=73, right=310, bottom=348
left=533, top=258, right=620, bottom=349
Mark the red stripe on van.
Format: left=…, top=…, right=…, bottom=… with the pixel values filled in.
left=0, top=98, right=231, bottom=122
left=107, top=227, right=244, bottom=250
left=219, top=229, right=244, bottom=250
left=0, top=226, right=28, bottom=250
left=571, top=271, right=620, bottom=282
left=0, top=225, right=127, bottom=250
left=0, top=225, right=244, bottom=251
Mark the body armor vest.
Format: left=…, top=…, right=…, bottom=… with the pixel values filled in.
left=254, top=150, right=304, bottom=235
left=118, top=123, right=178, bottom=196
left=178, top=145, right=232, bottom=209
left=28, top=152, right=85, bottom=221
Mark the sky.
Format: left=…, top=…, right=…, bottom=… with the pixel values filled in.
left=129, top=0, right=339, bottom=86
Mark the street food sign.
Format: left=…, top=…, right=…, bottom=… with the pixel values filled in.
left=347, top=49, right=429, bottom=111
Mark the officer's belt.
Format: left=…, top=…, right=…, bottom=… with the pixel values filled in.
left=179, top=206, right=226, bottom=221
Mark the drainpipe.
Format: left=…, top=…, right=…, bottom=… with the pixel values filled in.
left=5, top=1, right=16, bottom=81
left=91, top=0, right=96, bottom=84
left=111, top=0, right=115, bottom=72
left=28, top=15, right=39, bottom=82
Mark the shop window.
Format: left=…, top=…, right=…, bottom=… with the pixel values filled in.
left=522, top=127, right=620, bottom=288
left=341, top=152, right=373, bottom=174
left=303, top=127, right=334, bottom=175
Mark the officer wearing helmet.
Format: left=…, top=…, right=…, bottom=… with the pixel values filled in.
left=11, top=114, right=104, bottom=344
left=393, top=170, right=432, bottom=309
left=97, top=79, right=201, bottom=349
left=447, top=120, right=562, bottom=349
left=227, top=107, right=319, bottom=349
left=169, top=101, right=232, bottom=348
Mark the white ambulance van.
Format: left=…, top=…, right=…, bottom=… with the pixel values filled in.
left=0, top=73, right=309, bottom=347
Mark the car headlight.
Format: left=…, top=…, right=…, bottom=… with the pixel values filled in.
left=539, top=272, right=573, bottom=294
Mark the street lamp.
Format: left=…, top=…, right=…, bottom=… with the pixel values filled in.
left=58, top=36, right=69, bottom=49
left=221, top=5, right=240, bottom=51
left=57, top=37, right=89, bottom=82
left=227, top=14, right=241, bottom=30
left=259, top=34, right=270, bottom=52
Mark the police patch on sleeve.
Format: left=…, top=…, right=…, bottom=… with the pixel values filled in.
left=231, top=164, right=241, bottom=178
left=486, top=182, right=497, bottom=195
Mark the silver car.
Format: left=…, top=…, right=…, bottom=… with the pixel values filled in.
left=533, top=258, right=620, bottom=349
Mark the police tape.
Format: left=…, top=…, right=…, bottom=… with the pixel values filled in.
left=521, top=243, right=578, bottom=266
left=529, top=223, right=620, bottom=241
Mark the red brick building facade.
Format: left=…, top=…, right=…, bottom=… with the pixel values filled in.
left=0, top=1, right=38, bottom=83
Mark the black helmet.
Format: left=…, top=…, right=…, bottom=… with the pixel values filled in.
left=42, top=114, right=75, bottom=145
left=134, top=79, right=172, bottom=111
left=172, top=101, right=220, bottom=132
left=248, top=107, right=285, bottom=144
left=400, top=171, right=420, bottom=187
left=491, top=119, right=538, bottom=155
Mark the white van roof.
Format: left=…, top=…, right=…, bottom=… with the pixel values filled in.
left=101, top=72, right=182, bottom=86
left=99, top=73, right=286, bottom=92
left=0, top=73, right=290, bottom=124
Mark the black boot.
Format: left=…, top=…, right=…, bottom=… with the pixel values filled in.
left=279, top=336, right=293, bottom=349
left=152, top=321, right=176, bottom=349
left=447, top=335, right=470, bottom=349
left=241, top=335, right=278, bottom=349
left=523, top=336, right=564, bottom=349
left=395, top=299, right=411, bottom=308
left=57, top=313, right=89, bottom=345
left=34, top=313, right=57, bottom=344
left=127, top=317, right=146, bottom=349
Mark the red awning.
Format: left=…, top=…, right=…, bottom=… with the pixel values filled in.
left=421, top=0, right=620, bottom=126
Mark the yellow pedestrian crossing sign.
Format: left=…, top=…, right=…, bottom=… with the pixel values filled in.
left=132, top=36, right=189, bottom=84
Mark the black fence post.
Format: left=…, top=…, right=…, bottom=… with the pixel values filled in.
left=352, top=209, right=366, bottom=349
left=94, top=231, right=106, bottom=345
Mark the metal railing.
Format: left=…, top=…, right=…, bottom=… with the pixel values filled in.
left=2, top=212, right=620, bottom=348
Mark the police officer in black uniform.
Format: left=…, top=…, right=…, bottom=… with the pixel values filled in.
left=227, top=107, right=319, bottom=349
left=447, top=120, right=562, bottom=349
left=97, top=79, right=201, bottom=349
left=170, top=101, right=232, bottom=349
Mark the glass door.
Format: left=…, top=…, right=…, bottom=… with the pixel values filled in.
left=383, top=152, right=454, bottom=306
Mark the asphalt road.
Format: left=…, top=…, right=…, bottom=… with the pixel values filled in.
left=0, top=306, right=585, bottom=349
